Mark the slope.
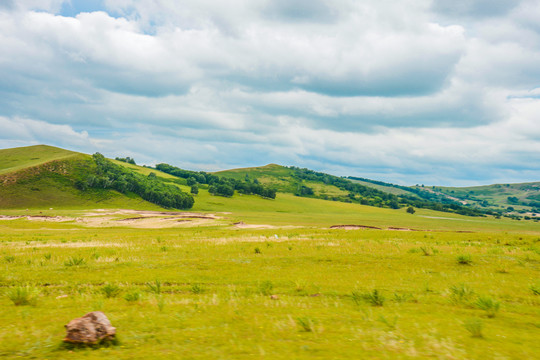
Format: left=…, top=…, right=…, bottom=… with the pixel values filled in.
left=0, top=144, right=81, bottom=175
left=421, top=182, right=540, bottom=213
left=0, top=146, right=190, bottom=210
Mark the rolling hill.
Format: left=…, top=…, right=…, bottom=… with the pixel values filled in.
left=0, top=145, right=192, bottom=210
left=1, top=144, right=539, bottom=222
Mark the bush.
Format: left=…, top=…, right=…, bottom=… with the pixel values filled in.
left=449, top=284, right=475, bottom=304
left=456, top=254, right=472, bottom=265
left=124, top=290, right=141, bottom=302
left=64, top=256, right=86, bottom=266
left=102, top=283, right=122, bottom=298
left=296, top=317, right=315, bottom=332
left=146, top=279, right=162, bottom=294
left=475, top=296, right=500, bottom=318
left=6, top=285, right=40, bottom=306
left=352, top=289, right=385, bottom=306
left=190, top=283, right=203, bottom=294
left=464, top=318, right=483, bottom=338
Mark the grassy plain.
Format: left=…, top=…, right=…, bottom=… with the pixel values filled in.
left=1, top=195, right=540, bottom=359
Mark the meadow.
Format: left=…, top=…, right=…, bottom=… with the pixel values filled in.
left=1, top=201, right=540, bottom=359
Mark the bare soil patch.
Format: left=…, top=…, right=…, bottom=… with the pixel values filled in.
left=330, top=224, right=382, bottom=230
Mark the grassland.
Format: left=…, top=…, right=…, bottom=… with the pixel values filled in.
left=1, top=195, right=540, bottom=359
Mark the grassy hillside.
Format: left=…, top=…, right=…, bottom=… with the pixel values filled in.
left=0, top=146, right=187, bottom=210
left=412, top=183, right=540, bottom=214
left=0, top=145, right=80, bottom=175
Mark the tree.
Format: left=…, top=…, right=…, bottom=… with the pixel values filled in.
left=187, top=177, right=197, bottom=186
left=190, top=184, right=199, bottom=195
left=406, top=206, right=415, bottom=214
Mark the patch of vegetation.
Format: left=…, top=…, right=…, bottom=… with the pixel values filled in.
left=5, top=285, right=40, bottom=306
left=464, top=318, right=484, bottom=338
left=155, top=163, right=276, bottom=199
left=475, top=296, right=500, bottom=318
left=79, top=154, right=194, bottom=209
left=101, top=283, right=122, bottom=298
left=456, top=254, right=473, bottom=265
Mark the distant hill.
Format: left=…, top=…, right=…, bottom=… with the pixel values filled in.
left=216, top=165, right=487, bottom=217
left=413, top=183, right=540, bottom=215
left=1, top=145, right=538, bottom=220
left=0, top=145, right=192, bottom=210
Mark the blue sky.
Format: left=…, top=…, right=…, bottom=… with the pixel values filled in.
left=1, top=0, right=540, bottom=186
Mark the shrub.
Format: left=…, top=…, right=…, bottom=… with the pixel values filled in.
left=449, top=284, right=475, bottom=304
left=296, top=317, right=314, bottom=332
left=4, top=255, right=15, bottom=263
left=352, top=289, right=385, bottom=306
left=146, top=279, right=162, bottom=294
left=102, top=283, right=122, bottom=298
left=456, top=254, right=472, bottom=265
left=124, top=290, right=141, bottom=302
left=64, top=256, right=86, bottom=266
left=464, top=318, right=483, bottom=338
left=254, top=247, right=261, bottom=254
left=190, top=283, right=203, bottom=294
left=531, top=283, right=540, bottom=295
left=475, top=296, right=500, bottom=318
left=6, top=285, right=40, bottom=306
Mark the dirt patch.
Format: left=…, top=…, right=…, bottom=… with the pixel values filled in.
left=233, top=221, right=276, bottom=229
left=330, top=225, right=382, bottom=230
left=0, top=215, right=73, bottom=222
left=387, top=227, right=420, bottom=231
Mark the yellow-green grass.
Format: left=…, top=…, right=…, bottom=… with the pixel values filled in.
left=111, top=160, right=182, bottom=182
left=0, top=221, right=539, bottom=359
left=0, top=145, right=80, bottom=175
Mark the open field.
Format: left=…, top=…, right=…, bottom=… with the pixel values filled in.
left=1, top=201, right=540, bottom=359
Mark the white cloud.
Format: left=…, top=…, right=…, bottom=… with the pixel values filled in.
left=1, top=1, right=540, bottom=185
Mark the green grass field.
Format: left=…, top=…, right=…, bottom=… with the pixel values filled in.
left=1, top=214, right=539, bottom=359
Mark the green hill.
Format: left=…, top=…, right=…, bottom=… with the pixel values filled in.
left=0, top=145, right=80, bottom=175
left=416, top=182, right=540, bottom=214
left=0, top=145, right=192, bottom=210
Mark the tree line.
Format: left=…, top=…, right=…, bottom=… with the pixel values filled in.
left=289, top=167, right=486, bottom=216
left=155, top=163, right=276, bottom=199
left=76, top=153, right=194, bottom=209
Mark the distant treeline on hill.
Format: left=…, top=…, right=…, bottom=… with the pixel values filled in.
left=347, top=176, right=455, bottom=203
left=76, top=153, right=194, bottom=209
left=289, top=167, right=487, bottom=216
left=155, top=163, right=276, bottom=199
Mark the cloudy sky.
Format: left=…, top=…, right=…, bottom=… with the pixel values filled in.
left=1, top=0, right=540, bottom=186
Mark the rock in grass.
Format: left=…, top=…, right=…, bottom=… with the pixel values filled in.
left=64, top=311, right=116, bottom=344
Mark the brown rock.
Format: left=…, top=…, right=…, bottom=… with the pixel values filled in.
left=64, top=311, right=116, bottom=344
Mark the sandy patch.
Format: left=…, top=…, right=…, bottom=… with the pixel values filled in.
left=233, top=221, right=276, bottom=229
left=330, top=224, right=382, bottom=230
left=387, top=227, right=419, bottom=231
left=0, top=215, right=73, bottom=222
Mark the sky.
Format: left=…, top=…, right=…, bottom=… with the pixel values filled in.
left=1, top=0, right=540, bottom=186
